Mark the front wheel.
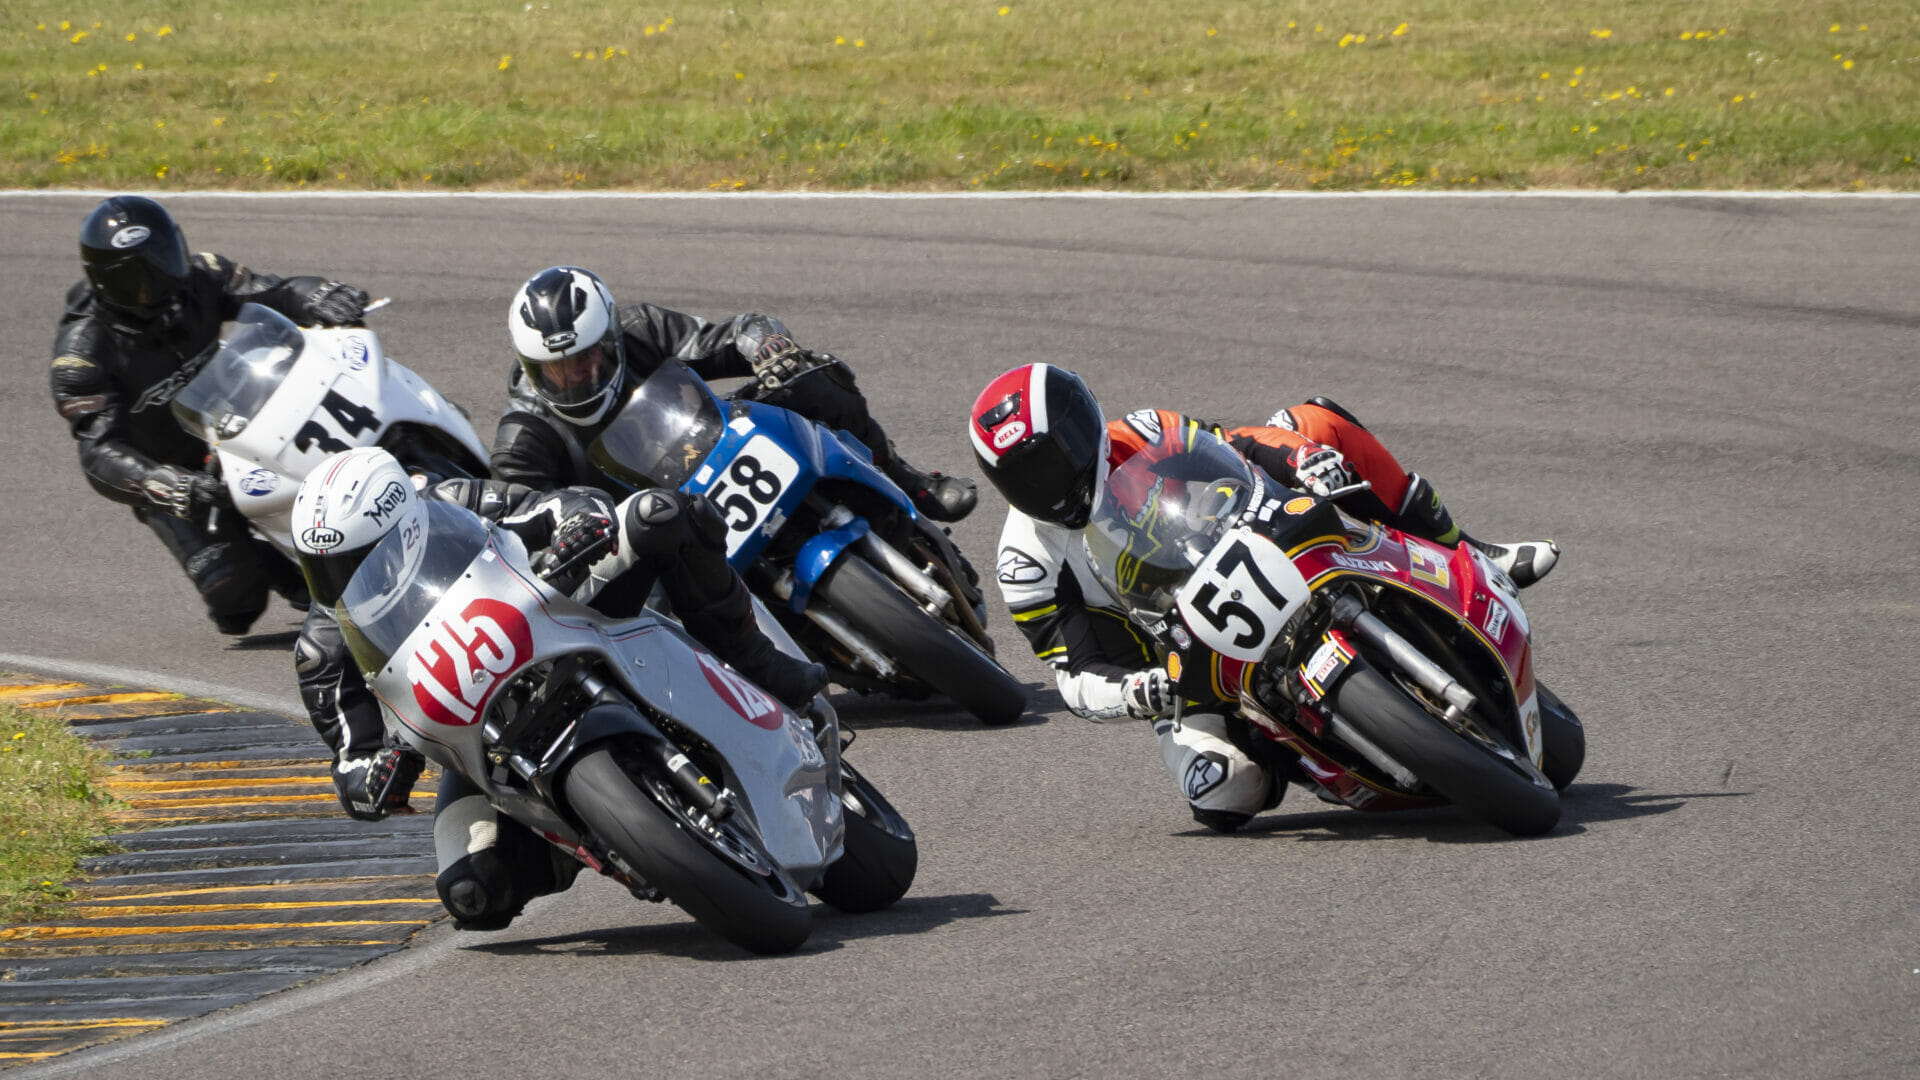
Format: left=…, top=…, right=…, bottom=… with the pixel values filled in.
left=563, top=744, right=811, bottom=954
left=812, top=762, right=917, bottom=913
left=1330, top=665, right=1561, bottom=836
left=815, top=555, right=1027, bottom=725
left=1537, top=682, right=1585, bottom=791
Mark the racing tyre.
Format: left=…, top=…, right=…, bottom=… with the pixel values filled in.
left=1330, top=664, right=1561, bottom=837
left=564, top=745, right=812, bottom=955
left=1536, top=682, right=1585, bottom=791
left=812, top=762, right=917, bottom=913
left=815, top=555, right=1027, bottom=725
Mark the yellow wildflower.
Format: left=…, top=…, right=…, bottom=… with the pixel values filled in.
left=1393, top=23, right=1408, bottom=36
left=1590, top=28, right=1611, bottom=39
left=998, top=6, right=1010, bottom=15
left=157, top=25, right=171, bottom=36
left=499, top=55, right=511, bottom=70
left=1843, top=59, right=1854, bottom=70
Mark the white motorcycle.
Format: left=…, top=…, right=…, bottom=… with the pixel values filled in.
left=171, top=301, right=491, bottom=558
left=336, top=499, right=916, bottom=953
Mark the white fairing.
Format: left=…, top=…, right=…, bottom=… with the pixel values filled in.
left=201, top=319, right=487, bottom=557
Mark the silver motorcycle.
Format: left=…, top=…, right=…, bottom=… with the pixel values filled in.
left=336, top=500, right=916, bottom=954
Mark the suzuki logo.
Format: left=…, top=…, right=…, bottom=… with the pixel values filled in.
left=406, top=598, right=533, bottom=726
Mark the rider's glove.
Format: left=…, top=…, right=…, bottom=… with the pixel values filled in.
left=1287, top=443, right=1354, bottom=498
left=333, top=745, right=425, bottom=822
left=733, top=314, right=825, bottom=391
left=302, top=281, right=371, bottom=327
left=540, top=509, right=619, bottom=593
left=1123, top=668, right=1177, bottom=720
left=142, top=464, right=229, bottom=520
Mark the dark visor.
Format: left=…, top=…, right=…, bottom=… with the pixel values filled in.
left=995, top=404, right=1105, bottom=527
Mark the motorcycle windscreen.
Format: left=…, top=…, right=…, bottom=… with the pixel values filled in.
left=587, top=361, right=726, bottom=490
left=337, top=501, right=491, bottom=674
left=1083, top=431, right=1258, bottom=622
left=171, top=303, right=306, bottom=443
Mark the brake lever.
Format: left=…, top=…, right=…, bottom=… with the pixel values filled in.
left=1319, top=479, right=1372, bottom=500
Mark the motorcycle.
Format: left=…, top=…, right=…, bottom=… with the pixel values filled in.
left=334, top=498, right=917, bottom=953
left=1084, top=431, right=1584, bottom=836
left=583, top=360, right=1028, bottom=726
left=171, top=301, right=491, bottom=559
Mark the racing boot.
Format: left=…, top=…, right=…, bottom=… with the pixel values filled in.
left=681, top=578, right=829, bottom=710
left=881, top=441, right=978, bottom=523
left=1395, top=474, right=1559, bottom=588
left=1155, top=713, right=1282, bottom=834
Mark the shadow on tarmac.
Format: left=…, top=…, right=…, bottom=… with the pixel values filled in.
left=829, top=682, right=1054, bottom=731
left=1196, top=782, right=1749, bottom=844
left=463, top=891, right=1026, bottom=962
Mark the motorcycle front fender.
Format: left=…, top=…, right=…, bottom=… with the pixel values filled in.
left=787, top=517, right=871, bottom=613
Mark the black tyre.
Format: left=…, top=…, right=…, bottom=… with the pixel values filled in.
left=1537, top=682, right=1586, bottom=791
left=563, top=745, right=811, bottom=955
left=815, top=555, right=1027, bottom=725
left=813, top=762, right=917, bottom=913
left=1330, top=665, right=1561, bottom=836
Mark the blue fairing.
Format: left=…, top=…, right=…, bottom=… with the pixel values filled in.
left=791, top=519, right=871, bottom=612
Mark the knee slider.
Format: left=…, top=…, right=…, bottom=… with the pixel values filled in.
left=1306, top=396, right=1369, bottom=431
left=436, top=849, right=522, bottom=928
left=622, top=489, right=695, bottom=556
left=1158, top=713, right=1273, bottom=819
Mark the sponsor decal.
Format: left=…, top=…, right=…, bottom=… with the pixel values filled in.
left=992, top=419, right=1027, bottom=449
left=129, top=351, right=213, bottom=413
left=1407, top=541, right=1451, bottom=589
left=1308, top=642, right=1344, bottom=683
left=1266, top=408, right=1298, bottom=431
left=541, top=330, right=577, bottom=352
left=1483, top=600, right=1510, bottom=642
left=1331, top=553, right=1398, bottom=574
left=341, top=335, right=371, bottom=371
left=406, top=598, right=533, bottom=726
left=1284, top=497, right=1315, bottom=515
left=1123, top=408, right=1163, bottom=442
left=1182, top=753, right=1227, bottom=800
left=1169, top=624, right=1192, bottom=651
left=696, top=652, right=784, bottom=730
left=238, top=469, right=280, bottom=497
left=300, top=525, right=345, bottom=551
left=1166, top=650, right=1185, bottom=679
left=361, top=480, right=409, bottom=524
left=110, top=225, right=151, bottom=249
left=996, top=547, right=1047, bottom=585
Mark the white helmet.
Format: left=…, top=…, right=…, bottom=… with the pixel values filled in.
left=508, top=266, right=625, bottom=426
left=290, top=447, right=424, bottom=606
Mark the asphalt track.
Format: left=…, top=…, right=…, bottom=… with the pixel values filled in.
left=3, top=193, right=1916, bottom=1079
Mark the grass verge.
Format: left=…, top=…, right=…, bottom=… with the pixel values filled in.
left=3, top=1, right=1917, bottom=191
left=0, top=704, right=119, bottom=923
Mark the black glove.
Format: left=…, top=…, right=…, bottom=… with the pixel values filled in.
left=333, top=745, right=425, bottom=822
left=540, top=509, right=619, bottom=593
left=302, top=281, right=370, bottom=327
left=142, top=464, right=229, bottom=520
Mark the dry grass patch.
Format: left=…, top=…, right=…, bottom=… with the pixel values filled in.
left=0, top=704, right=118, bottom=923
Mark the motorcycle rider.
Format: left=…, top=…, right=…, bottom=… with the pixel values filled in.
left=291, top=446, right=827, bottom=930
left=49, top=195, right=372, bottom=635
left=967, top=363, right=1559, bottom=832
left=490, top=266, right=977, bottom=523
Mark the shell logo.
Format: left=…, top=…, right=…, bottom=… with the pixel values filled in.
left=1284, top=497, right=1315, bottom=515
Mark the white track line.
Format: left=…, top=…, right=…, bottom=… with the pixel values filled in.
left=4, top=189, right=1920, bottom=201
left=0, top=652, right=302, bottom=717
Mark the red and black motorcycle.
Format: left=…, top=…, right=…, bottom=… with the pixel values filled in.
left=1084, top=432, right=1583, bottom=836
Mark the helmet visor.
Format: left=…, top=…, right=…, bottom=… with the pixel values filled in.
left=85, top=233, right=190, bottom=322
left=520, top=329, right=621, bottom=410
left=300, top=547, right=368, bottom=609
left=992, top=401, right=1106, bottom=528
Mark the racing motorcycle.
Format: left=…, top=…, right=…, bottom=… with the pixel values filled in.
left=1085, top=432, right=1584, bottom=837
left=583, top=360, right=1027, bottom=726
left=171, top=301, right=491, bottom=558
left=335, top=499, right=917, bottom=954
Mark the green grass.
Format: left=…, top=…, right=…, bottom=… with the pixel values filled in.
left=3, top=2, right=1918, bottom=189
left=0, top=704, right=119, bottom=923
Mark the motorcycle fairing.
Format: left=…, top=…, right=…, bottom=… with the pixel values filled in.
left=789, top=518, right=872, bottom=613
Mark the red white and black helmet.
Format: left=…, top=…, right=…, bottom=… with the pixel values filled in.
left=968, top=363, right=1108, bottom=529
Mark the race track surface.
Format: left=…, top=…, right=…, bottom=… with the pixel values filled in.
left=2, top=193, right=1916, bottom=1079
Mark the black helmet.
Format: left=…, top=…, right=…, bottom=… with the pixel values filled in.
left=79, top=196, right=191, bottom=334
left=968, top=363, right=1108, bottom=529
left=508, top=266, right=626, bottom=426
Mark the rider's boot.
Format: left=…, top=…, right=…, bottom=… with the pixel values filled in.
left=681, top=577, right=830, bottom=710
left=1395, top=474, right=1559, bottom=588
left=881, top=441, right=978, bottom=523
left=1155, top=713, right=1282, bottom=834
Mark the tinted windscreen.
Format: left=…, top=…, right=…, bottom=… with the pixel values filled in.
left=338, top=502, right=491, bottom=673
left=171, top=303, right=305, bottom=442
left=588, top=361, right=725, bottom=490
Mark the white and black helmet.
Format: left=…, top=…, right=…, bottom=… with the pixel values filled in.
left=508, top=266, right=625, bottom=426
left=290, top=447, right=425, bottom=607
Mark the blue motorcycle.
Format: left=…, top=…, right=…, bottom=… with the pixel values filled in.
left=587, top=362, right=1027, bottom=726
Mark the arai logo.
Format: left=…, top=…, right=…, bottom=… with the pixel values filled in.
left=300, top=525, right=345, bottom=550
left=993, top=419, right=1027, bottom=449
left=238, top=469, right=279, bottom=497
left=110, top=225, right=151, bottom=249
left=406, top=598, right=533, bottom=726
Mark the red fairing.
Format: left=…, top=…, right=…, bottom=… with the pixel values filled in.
left=967, top=364, right=1046, bottom=466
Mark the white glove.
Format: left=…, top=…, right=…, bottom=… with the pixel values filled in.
left=1289, top=443, right=1354, bottom=498
left=1123, top=668, right=1176, bottom=720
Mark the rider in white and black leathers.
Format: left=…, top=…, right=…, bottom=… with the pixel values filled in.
left=490, top=266, right=977, bottom=523
left=293, top=452, right=826, bottom=931
left=49, top=195, right=371, bottom=634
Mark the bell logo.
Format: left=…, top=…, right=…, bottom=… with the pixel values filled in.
left=406, top=598, right=533, bottom=726
left=696, top=653, right=784, bottom=730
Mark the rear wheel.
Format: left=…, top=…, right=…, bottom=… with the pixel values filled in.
left=815, top=555, right=1027, bottom=725
left=813, top=761, right=917, bottom=913
left=564, top=745, right=811, bottom=954
left=1331, top=665, right=1560, bottom=836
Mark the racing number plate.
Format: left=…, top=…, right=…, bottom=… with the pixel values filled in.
left=1174, top=526, right=1312, bottom=662
left=699, top=434, right=802, bottom=555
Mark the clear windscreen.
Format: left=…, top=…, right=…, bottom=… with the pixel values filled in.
left=171, top=303, right=305, bottom=443
left=1083, top=432, right=1258, bottom=620
left=587, top=360, right=726, bottom=490
left=338, top=502, right=492, bottom=673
